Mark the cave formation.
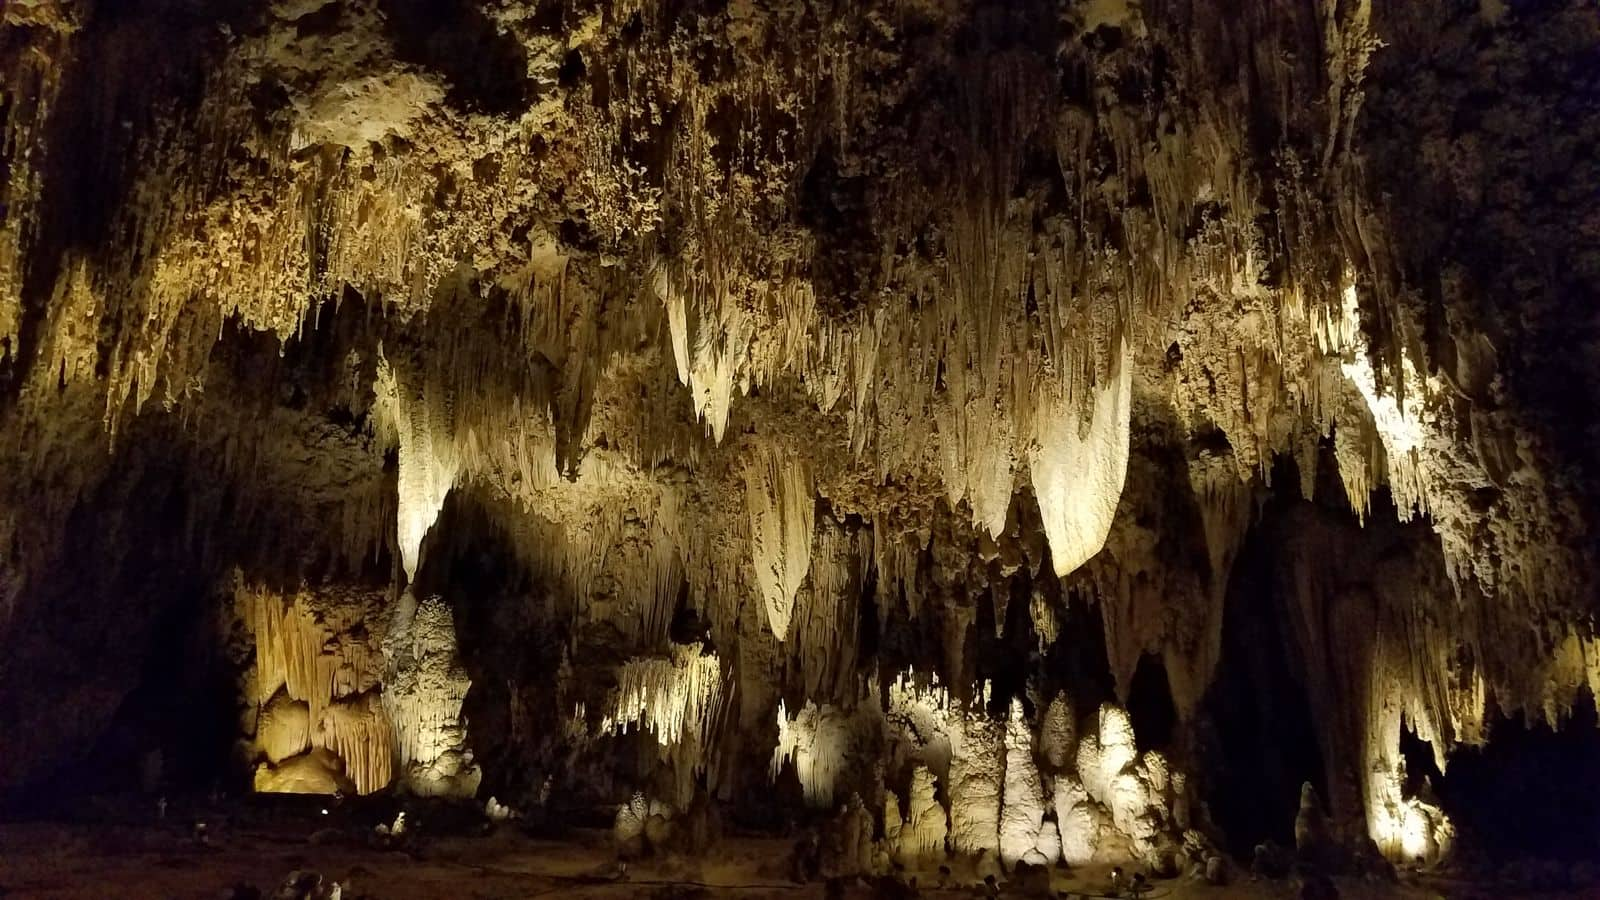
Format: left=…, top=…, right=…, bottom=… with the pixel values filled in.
left=2, top=0, right=1599, bottom=896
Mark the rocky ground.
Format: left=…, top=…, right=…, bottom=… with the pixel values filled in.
left=0, top=798, right=1577, bottom=900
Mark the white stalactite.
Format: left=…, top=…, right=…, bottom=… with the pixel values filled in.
left=602, top=643, right=724, bottom=750
left=376, top=353, right=458, bottom=583
left=1029, top=340, right=1133, bottom=577
left=744, top=446, right=815, bottom=641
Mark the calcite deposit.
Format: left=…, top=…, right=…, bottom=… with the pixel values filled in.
left=1, top=0, right=1598, bottom=883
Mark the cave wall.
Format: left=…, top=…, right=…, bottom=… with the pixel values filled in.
left=1, top=0, right=1597, bottom=864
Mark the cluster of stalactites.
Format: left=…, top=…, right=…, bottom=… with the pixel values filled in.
left=601, top=643, right=726, bottom=751
left=238, top=582, right=394, bottom=796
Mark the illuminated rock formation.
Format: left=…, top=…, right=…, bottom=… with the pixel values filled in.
left=999, top=699, right=1050, bottom=867
left=0, top=0, right=1596, bottom=874
left=886, top=765, right=948, bottom=865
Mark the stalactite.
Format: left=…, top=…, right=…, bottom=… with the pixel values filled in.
left=241, top=585, right=334, bottom=721
left=601, top=644, right=724, bottom=751
left=316, top=694, right=395, bottom=797
left=239, top=582, right=393, bottom=795
left=0, top=7, right=74, bottom=360
left=1029, top=340, right=1133, bottom=577
left=744, top=444, right=815, bottom=641
left=376, top=353, right=458, bottom=584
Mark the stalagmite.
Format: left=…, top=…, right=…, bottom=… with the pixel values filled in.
left=382, top=593, right=478, bottom=797
left=999, top=699, right=1050, bottom=867
left=1079, top=705, right=1137, bottom=809
left=948, top=698, right=1003, bottom=857
left=1029, top=341, right=1133, bottom=577
left=888, top=766, right=948, bottom=864
left=1054, top=776, right=1103, bottom=867
left=1039, top=692, right=1077, bottom=771
left=771, top=700, right=852, bottom=808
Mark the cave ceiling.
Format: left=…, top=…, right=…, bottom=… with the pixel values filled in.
left=1, top=0, right=1598, bottom=858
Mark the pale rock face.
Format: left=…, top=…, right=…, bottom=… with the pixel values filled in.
left=771, top=700, right=852, bottom=808
left=1054, top=776, right=1103, bottom=867
left=256, top=691, right=311, bottom=765
left=999, top=700, right=1047, bottom=867
left=1033, top=819, right=1063, bottom=867
left=892, top=766, right=949, bottom=864
left=383, top=592, right=479, bottom=798
left=253, top=748, right=352, bottom=796
left=949, top=711, right=1003, bottom=857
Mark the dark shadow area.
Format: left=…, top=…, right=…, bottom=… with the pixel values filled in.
left=418, top=491, right=571, bottom=814
left=1198, top=495, right=1328, bottom=858
left=1038, top=586, right=1119, bottom=723
left=1434, top=689, right=1600, bottom=863
left=1127, top=652, right=1177, bottom=752
left=379, top=0, right=531, bottom=115
left=0, top=458, right=234, bottom=813
left=974, top=571, right=1043, bottom=719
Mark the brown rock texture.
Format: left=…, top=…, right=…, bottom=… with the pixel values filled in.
left=1, top=0, right=1596, bottom=866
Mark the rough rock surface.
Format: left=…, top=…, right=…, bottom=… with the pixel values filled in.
left=0, top=0, right=1597, bottom=869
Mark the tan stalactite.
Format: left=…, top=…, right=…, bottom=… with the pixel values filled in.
left=744, top=444, right=816, bottom=642
left=376, top=352, right=458, bottom=584
left=238, top=581, right=395, bottom=795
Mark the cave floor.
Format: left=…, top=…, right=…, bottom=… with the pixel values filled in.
left=0, top=815, right=1550, bottom=900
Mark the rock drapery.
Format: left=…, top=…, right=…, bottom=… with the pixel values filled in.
left=0, top=0, right=1597, bottom=868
